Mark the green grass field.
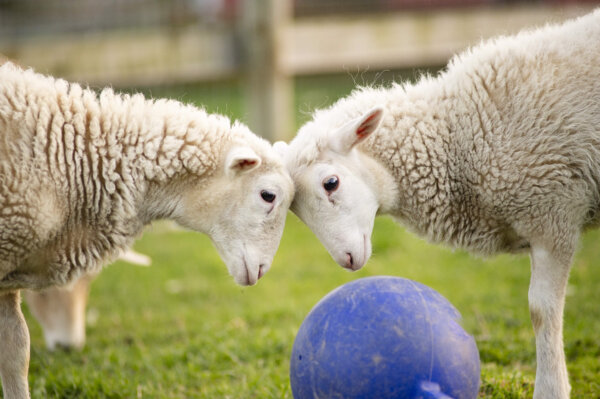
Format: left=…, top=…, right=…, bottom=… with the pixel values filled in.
left=16, top=72, right=600, bottom=398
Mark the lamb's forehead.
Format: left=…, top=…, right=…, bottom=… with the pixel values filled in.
left=286, top=118, right=338, bottom=172
left=286, top=86, right=385, bottom=171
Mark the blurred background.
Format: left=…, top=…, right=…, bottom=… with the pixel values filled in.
left=1, top=0, right=598, bottom=142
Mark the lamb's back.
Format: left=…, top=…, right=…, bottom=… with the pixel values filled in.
left=444, top=10, right=600, bottom=240
left=0, top=65, right=145, bottom=289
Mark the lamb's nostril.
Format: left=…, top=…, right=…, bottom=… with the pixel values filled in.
left=258, top=264, right=266, bottom=279
left=344, top=253, right=354, bottom=270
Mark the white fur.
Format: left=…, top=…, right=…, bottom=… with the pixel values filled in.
left=23, top=274, right=91, bottom=351
left=117, top=248, right=151, bottom=267
left=282, top=10, right=600, bottom=399
left=24, top=249, right=151, bottom=351
left=0, top=63, right=293, bottom=398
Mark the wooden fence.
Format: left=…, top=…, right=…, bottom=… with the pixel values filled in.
left=0, top=2, right=596, bottom=140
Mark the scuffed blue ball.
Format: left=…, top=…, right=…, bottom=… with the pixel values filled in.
left=290, top=276, right=480, bottom=399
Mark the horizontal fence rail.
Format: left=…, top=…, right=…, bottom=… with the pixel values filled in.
left=1, top=2, right=596, bottom=139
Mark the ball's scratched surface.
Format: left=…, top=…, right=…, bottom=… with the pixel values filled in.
left=290, top=276, right=480, bottom=399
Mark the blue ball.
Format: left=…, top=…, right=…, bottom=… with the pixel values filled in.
left=290, top=276, right=480, bottom=399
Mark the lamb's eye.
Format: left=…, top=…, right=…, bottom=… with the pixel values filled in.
left=261, top=190, right=276, bottom=203
left=322, top=176, right=339, bottom=192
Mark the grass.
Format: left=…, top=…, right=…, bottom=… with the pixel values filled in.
left=13, top=71, right=600, bottom=398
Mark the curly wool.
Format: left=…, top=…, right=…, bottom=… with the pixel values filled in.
left=289, top=10, right=600, bottom=257
left=0, top=63, right=268, bottom=290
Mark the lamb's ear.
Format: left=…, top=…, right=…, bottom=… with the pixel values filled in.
left=226, top=146, right=261, bottom=177
left=273, top=141, right=288, bottom=159
left=330, top=106, right=385, bottom=154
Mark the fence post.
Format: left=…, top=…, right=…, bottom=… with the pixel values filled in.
left=240, top=0, right=293, bottom=142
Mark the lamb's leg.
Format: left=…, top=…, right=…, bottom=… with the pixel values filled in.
left=0, top=290, right=30, bottom=399
left=529, top=245, right=572, bottom=399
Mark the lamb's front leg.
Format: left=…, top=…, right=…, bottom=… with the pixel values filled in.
left=0, top=290, right=31, bottom=399
left=529, top=245, right=572, bottom=399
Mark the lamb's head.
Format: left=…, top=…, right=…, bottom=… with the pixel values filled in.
left=176, top=128, right=294, bottom=286
left=278, top=106, right=388, bottom=271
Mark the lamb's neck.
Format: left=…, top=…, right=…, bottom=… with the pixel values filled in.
left=138, top=176, right=193, bottom=224
left=131, top=100, right=225, bottom=183
left=362, top=96, right=455, bottom=242
left=356, top=151, right=399, bottom=216
left=100, top=97, right=224, bottom=223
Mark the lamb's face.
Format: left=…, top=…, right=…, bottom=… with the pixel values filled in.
left=179, top=145, right=294, bottom=286
left=291, top=154, right=378, bottom=271
left=279, top=107, right=384, bottom=271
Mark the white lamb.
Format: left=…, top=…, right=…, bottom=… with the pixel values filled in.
left=0, top=62, right=293, bottom=399
left=24, top=248, right=151, bottom=351
left=277, top=10, right=600, bottom=399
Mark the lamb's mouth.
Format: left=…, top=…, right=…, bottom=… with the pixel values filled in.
left=242, top=258, right=259, bottom=286
left=243, top=258, right=252, bottom=286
